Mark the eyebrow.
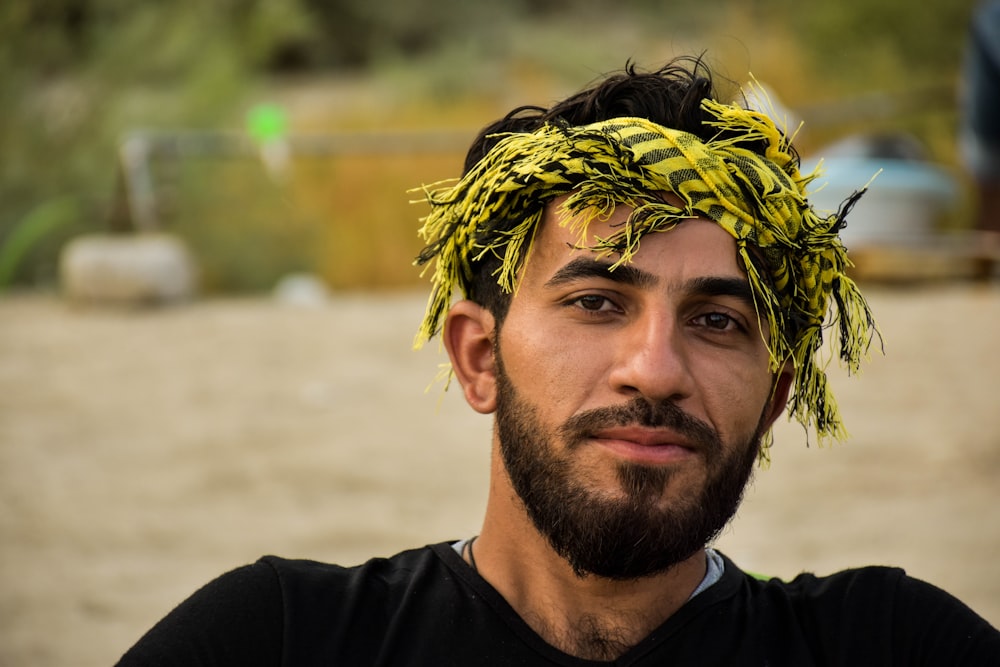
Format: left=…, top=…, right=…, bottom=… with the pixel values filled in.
left=685, top=276, right=756, bottom=309
left=544, top=257, right=658, bottom=290
left=545, top=257, right=755, bottom=308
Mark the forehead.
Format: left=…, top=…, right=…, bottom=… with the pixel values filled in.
left=522, top=198, right=745, bottom=285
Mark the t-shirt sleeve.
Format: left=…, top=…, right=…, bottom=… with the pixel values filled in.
left=114, top=560, right=284, bottom=667
left=891, top=575, right=1000, bottom=666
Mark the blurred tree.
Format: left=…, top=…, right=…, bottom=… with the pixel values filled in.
left=766, top=0, right=979, bottom=88
left=0, top=0, right=311, bottom=287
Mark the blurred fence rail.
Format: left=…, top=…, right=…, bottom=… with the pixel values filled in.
left=116, top=129, right=474, bottom=232
left=107, top=128, right=475, bottom=292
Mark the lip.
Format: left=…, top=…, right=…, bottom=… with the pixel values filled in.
left=590, top=427, right=697, bottom=465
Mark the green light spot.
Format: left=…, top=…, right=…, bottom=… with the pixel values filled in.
left=247, top=104, right=288, bottom=142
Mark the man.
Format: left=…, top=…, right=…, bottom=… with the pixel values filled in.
left=117, top=58, right=999, bottom=665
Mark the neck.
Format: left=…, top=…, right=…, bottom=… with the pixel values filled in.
left=473, top=454, right=708, bottom=661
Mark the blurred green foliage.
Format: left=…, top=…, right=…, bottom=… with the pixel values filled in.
left=0, top=0, right=982, bottom=291
left=1, top=0, right=262, bottom=286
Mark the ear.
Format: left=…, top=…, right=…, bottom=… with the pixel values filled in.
left=761, top=364, right=794, bottom=431
left=443, top=300, right=498, bottom=414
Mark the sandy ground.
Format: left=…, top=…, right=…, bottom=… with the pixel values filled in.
left=1, top=284, right=998, bottom=666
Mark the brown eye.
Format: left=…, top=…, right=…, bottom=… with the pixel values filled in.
left=577, top=295, right=607, bottom=311
left=702, top=312, right=735, bottom=330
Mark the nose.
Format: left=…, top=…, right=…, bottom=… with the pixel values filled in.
left=607, top=311, right=695, bottom=403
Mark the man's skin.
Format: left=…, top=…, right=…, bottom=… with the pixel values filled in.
left=443, top=197, right=794, bottom=658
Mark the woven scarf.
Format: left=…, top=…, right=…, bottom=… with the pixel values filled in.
left=413, top=98, right=878, bottom=450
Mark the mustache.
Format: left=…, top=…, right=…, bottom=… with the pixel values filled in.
left=558, top=398, right=722, bottom=457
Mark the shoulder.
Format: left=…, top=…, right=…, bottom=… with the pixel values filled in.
left=713, top=552, right=910, bottom=609
left=257, top=542, right=450, bottom=599
left=715, top=555, right=1000, bottom=665
left=116, top=544, right=457, bottom=666
left=261, top=544, right=462, bottom=622
left=115, top=561, right=286, bottom=666
left=260, top=542, right=492, bottom=664
left=756, top=562, right=907, bottom=602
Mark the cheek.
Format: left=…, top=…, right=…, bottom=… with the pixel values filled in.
left=498, top=312, right=605, bottom=413
left=693, top=354, right=774, bottom=440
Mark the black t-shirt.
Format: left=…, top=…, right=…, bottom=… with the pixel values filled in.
left=116, top=542, right=1000, bottom=666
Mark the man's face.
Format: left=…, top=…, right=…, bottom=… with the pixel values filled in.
left=491, top=202, right=789, bottom=579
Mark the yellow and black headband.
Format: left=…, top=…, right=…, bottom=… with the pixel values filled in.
left=414, top=98, right=878, bottom=447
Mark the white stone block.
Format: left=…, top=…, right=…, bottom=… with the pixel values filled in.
left=59, top=233, right=197, bottom=304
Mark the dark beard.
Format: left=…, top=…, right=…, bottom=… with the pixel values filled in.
left=495, top=360, right=764, bottom=581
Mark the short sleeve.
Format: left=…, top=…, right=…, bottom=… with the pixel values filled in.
left=114, top=561, right=284, bottom=667
left=891, top=575, right=1000, bottom=666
